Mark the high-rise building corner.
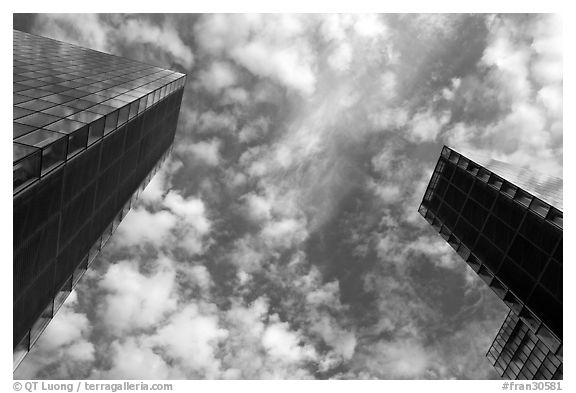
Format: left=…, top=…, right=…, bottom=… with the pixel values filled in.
left=418, top=146, right=562, bottom=380
left=13, top=29, right=187, bottom=370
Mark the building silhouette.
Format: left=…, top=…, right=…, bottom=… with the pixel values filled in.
left=418, top=146, right=562, bottom=380
left=13, top=30, right=186, bottom=369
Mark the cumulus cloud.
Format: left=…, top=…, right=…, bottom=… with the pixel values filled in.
left=150, top=304, right=228, bottom=377
left=178, top=139, right=222, bottom=166
left=17, top=13, right=561, bottom=381
left=98, top=259, right=178, bottom=334
left=444, top=14, right=562, bottom=176
left=115, top=208, right=177, bottom=248
left=198, top=61, right=238, bottom=93
left=100, top=338, right=175, bottom=379
left=196, top=110, right=237, bottom=134
left=164, top=191, right=211, bottom=235
left=33, top=14, right=194, bottom=69
left=196, top=14, right=317, bottom=95
left=406, top=109, right=451, bottom=143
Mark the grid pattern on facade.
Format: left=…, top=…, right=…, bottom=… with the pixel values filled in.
left=487, top=311, right=562, bottom=380
left=13, top=30, right=187, bottom=370
left=13, top=148, right=171, bottom=368
left=456, top=150, right=563, bottom=211
left=13, top=29, right=185, bottom=195
left=418, top=146, right=562, bottom=380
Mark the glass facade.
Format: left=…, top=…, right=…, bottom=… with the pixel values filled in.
left=13, top=30, right=186, bottom=369
left=487, top=311, right=562, bottom=379
left=418, top=146, right=562, bottom=380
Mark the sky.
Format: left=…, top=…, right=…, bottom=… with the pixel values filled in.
left=12, top=13, right=563, bottom=380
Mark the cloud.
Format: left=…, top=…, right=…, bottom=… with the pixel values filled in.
left=308, top=314, right=357, bottom=360
left=100, top=338, right=174, bottom=379
left=196, top=110, right=237, bottom=134
left=360, top=339, right=434, bottom=379
left=240, top=192, right=273, bottom=223
left=262, top=319, right=315, bottom=363
left=37, top=293, right=91, bottom=353
left=150, top=304, right=228, bottom=378
left=33, top=14, right=194, bottom=69
left=406, top=109, right=451, bottom=143
left=164, top=191, right=211, bottom=235
left=196, top=14, right=317, bottom=95
left=32, top=14, right=110, bottom=52
left=238, top=117, right=270, bottom=144
left=115, top=16, right=194, bottom=69
left=232, top=41, right=316, bottom=95
left=178, top=139, right=222, bottom=166
left=18, top=14, right=562, bottom=381
left=115, top=208, right=176, bottom=248
left=140, top=159, right=183, bottom=205
left=328, top=42, right=353, bottom=72
left=98, top=258, right=178, bottom=334
left=198, top=61, right=238, bottom=93
left=13, top=292, right=95, bottom=379
left=261, top=218, right=308, bottom=250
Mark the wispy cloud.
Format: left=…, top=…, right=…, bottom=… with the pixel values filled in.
left=17, top=13, right=560, bottom=380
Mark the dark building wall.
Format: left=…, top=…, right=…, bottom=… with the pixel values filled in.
left=418, top=146, right=562, bottom=380
left=13, top=30, right=186, bottom=360
left=487, top=310, right=562, bottom=379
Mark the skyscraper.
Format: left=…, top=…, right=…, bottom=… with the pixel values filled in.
left=418, top=146, right=562, bottom=380
left=13, top=30, right=186, bottom=369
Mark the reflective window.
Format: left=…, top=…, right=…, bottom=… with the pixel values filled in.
left=488, top=173, right=504, bottom=190
left=454, top=218, right=478, bottom=246
left=527, top=286, right=562, bottom=337
left=529, top=198, right=550, bottom=218
left=470, top=180, right=497, bottom=210
left=15, top=129, right=68, bottom=174
left=520, top=213, right=561, bottom=254
left=461, top=198, right=488, bottom=230
left=514, top=188, right=533, bottom=207
left=540, top=260, right=562, bottom=301
left=88, top=117, right=105, bottom=145
left=13, top=122, right=37, bottom=139
left=17, top=99, right=56, bottom=112
left=88, top=103, right=116, bottom=116
left=478, top=265, right=493, bottom=285
left=493, top=194, right=524, bottom=229
left=14, top=106, right=34, bottom=120
left=444, top=183, right=466, bottom=213
left=475, top=235, right=503, bottom=272
left=451, top=167, right=474, bottom=194
left=497, top=258, right=534, bottom=300
left=17, top=112, right=60, bottom=128
left=508, top=235, right=548, bottom=279
left=67, top=110, right=101, bottom=124
left=41, top=94, right=75, bottom=104
left=41, top=105, right=80, bottom=118
left=438, top=203, right=458, bottom=230
left=13, top=143, right=41, bottom=192
left=117, top=104, right=130, bottom=126
left=483, top=215, right=514, bottom=252
left=553, top=239, right=562, bottom=264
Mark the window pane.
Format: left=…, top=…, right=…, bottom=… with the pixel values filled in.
left=104, top=110, right=119, bottom=135
left=13, top=144, right=41, bottom=192
left=15, top=128, right=65, bottom=148
left=508, top=236, right=548, bottom=279
left=67, top=126, right=89, bottom=158
left=40, top=137, right=68, bottom=174
left=88, top=117, right=105, bottom=145
left=13, top=122, right=37, bottom=139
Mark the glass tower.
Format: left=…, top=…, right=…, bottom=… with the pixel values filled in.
left=418, top=146, right=562, bottom=380
left=13, top=30, right=186, bottom=369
